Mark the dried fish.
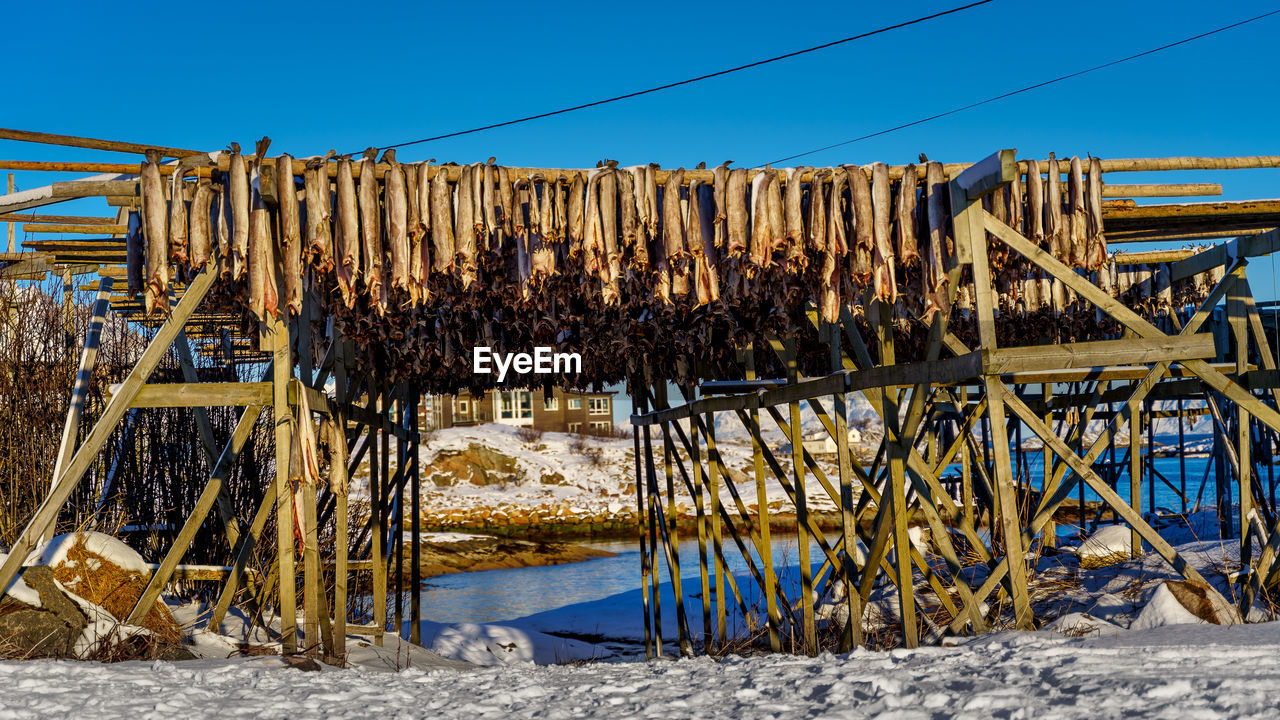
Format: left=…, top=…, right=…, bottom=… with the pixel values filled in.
left=530, top=177, right=554, bottom=279
left=513, top=179, right=533, bottom=291
left=141, top=149, right=169, bottom=315
left=712, top=162, right=729, bottom=250
left=618, top=168, right=638, bottom=258
left=784, top=166, right=807, bottom=246
left=430, top=165, right=455, bottom=274
left=1045, top=152, right=1064, bottom=261
left=216, top=175, right=232, bottom=278
left=249, top=139, right=277, bottom=320
left=470, top=162, right=485, bottom=250
left=749, top=170, right=771, bottom=269
left=767, top=168, right=785, bottom=253
left=276, top=153, right=303, bottom=316
left=846, top=164, right=874, bottom=282
left=383, top=150, right=410, bottom=293
left=807, top=169, right=828, bottom=256
left=358, top=148, right=385, bottom=309
left=552, top=174, right=567, bottom=244
left=456, top=164, right=477, bottom=288
left=189, top=177, right=213, bottom=270
left=600, top=169, right=620, bottom=303
left=584, top=170, right=605, bottom=277
left=499, top=165, right=514, bottom=236
left=923, top=161, right=950, bottom=319
left=870, top=162, right=896, bottom=302
left=1025, top=159, right=1044, bottom=242
left=895, top=164, right=919, bottom=264
left=1086, top=156, right=1107, bottom=270
left=126, top=210, right=143, bottom=298
left=1068, top=156, right=1087, bottom=269
left=664, top=168, right=689, bottom=297
left=228, top=142, right=250, bottom=280
left=483, top=160, right=498, bottom=240
left=335, top=155, right=360, bottom=307
left=168, top=167, right=189, bottom=266
left=692, top=179, right=720, bottom=304
left=304, top=157, right=334, bottom=271
left=726, top=168, right=748, bottom=258
left=644, top=164, right=659, bottom=242
left=567, top=172, right=585, bottom=257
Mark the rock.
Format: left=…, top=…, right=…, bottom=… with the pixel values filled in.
left=426, top=444, right=524, bottom=487
left=1164, top=580, right=1241, bottom=625
left=1130, top=582, right=1209, bottom=630
left=0, top=566, right=87, bottom=658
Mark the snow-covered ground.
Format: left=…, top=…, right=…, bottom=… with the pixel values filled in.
left=4, top=621, right=1280, bottom=719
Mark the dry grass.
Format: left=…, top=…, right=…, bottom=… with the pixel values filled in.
left=50, top=537, right=181, bottom=645
left=1079, top=551, right=1132, bottom=569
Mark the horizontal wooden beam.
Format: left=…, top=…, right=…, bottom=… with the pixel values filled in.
left=23, top=223, right=127, bottom=234
left=1101, top=183, right=1221, bottom=198
left=982, top=334, right=1215, bottom=374
left=0, top=213, right=116, bottom=225
left=123, top=382, right=272, bottom=408
left=0, top=127, right=201, bottom=158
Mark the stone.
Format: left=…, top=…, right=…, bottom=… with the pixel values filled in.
left=0, top=566, right=87, bottom=658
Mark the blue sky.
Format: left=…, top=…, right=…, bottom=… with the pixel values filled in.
left=5, top=0, right=1279, bottom=410
left=4, top=1, right=1276, bottom=180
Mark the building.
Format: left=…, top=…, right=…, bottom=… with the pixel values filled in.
left=423, top=387, right=616, bottom=434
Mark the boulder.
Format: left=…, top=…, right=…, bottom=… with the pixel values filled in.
left=0, top=565, right=87, bottom=658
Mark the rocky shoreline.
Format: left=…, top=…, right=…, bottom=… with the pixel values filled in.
left=393, top=534, right=617, bottom=580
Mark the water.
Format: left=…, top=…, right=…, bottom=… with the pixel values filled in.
left=418, top=534, right=828, bottom=626
left=417, top=445, right=1278, bottom=627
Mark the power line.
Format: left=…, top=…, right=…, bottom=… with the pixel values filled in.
left=373, top=1, right=995, bottom=152
left=762, top=9, right=1280, bottom=166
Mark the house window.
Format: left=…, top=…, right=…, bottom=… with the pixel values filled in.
left=568, top=398, right=582, bottom=410
left=498, top=390, right=533, bottom=420
left=589, top=421, right=612, bottom=433
left=544, top=395, right=558, bottom=411
left=458, top=399, right=468, bottom=415
left=588, top=397, right=610, bottom=414
left=567, top=422, right=581, bottom=433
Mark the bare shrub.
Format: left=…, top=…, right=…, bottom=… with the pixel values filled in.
left=515, top=425, right=544, bottom=444
left=568, top=431, right=605, bottom=467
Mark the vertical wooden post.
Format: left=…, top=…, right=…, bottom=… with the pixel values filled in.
left=300, top=425, right=322, bottom=656
left=632, top=383, right=654, bottom=659
left=949, top=163, right=1034, bottom=631
left=1229, top=285, right=1253, bottom=567
left=745, top=345, right=781, bottom=651
left=369, top=388, right=386, bottom=645
left=1042, top=383, right=1056, bottom=550
left=829, top=320, right=862, bottom=651
left=654, top=381, right=693, bottom=658
left=786, top=338, right=817, bottom=656
left=640, top=400, right=663, bottom=657
left=960, top=386, right=974, bottom=527
left=703, top=409, right=726, bottom=651
left=410, top=386, right=422, bottom=645
left=269, top=315, right=297, bottom=654
left=1128, top=383, right=1142, bottom=558
left=874, top=298, right=918, bottom=648
left=330, top=410, right=350, bottom=659
left=686, top=386, right=713, bottom=650
left=394, top=390, right=405, bottom=637
left=1178, top=397, right=1188, bottom=516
